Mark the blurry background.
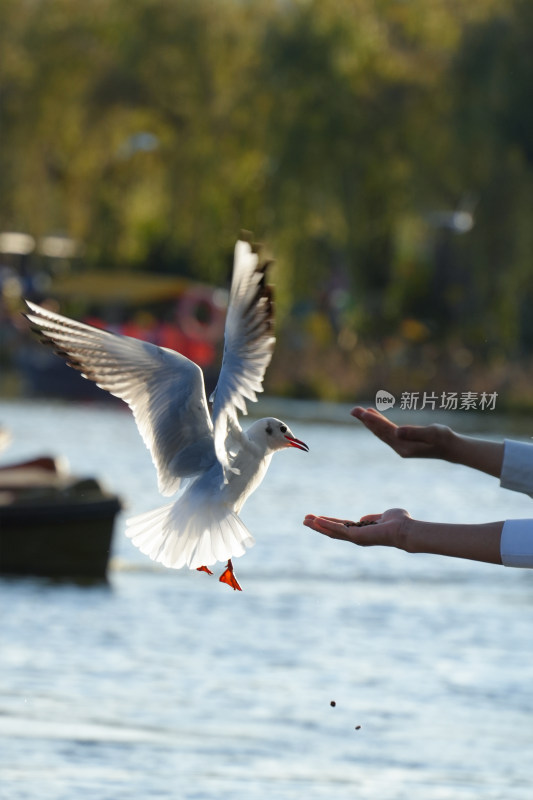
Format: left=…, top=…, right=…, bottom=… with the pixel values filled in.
left=3, top=4, right=533, bottom=799
left=2, top=0, right=533, bottom=404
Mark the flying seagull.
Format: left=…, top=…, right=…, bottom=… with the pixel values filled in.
left=24, top=237, right=309, bottom=590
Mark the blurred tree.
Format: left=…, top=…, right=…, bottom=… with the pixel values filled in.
left=448, top=0, right=533, bottom=358
left=3, top=0, right=533, bottom=401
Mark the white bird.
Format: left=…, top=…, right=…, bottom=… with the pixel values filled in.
left=24, top=237, right=309, bottom=590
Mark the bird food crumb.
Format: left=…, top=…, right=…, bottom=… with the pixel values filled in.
left=355, top=725, right=361, bottom=730
left=330, top=700, right=336, bottom=707
left=345, top=520, right=377, bottom=527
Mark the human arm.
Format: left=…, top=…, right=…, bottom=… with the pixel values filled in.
left=351, top=406, right=504, bottom=478
left=303, top=508, right=504, bottom=565
left=305, top=409, right=533, bottom=566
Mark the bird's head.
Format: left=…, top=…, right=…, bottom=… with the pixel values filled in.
left=249, top=417, right=309, bottom=454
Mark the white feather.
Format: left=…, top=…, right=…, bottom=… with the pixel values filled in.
left=24, top=238, right=307, bottom=581
left=125, top=493, right=255, bottom=569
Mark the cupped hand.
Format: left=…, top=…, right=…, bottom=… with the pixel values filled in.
left=351, top=406, right=454, bottom=460
left=303, top=508, right=411, bottom=549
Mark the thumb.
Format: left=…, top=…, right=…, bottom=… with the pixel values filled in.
left=395, top=425, right=431, bottom=442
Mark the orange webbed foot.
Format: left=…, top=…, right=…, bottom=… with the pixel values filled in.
left=219, top=559, right=242, bottom=591
left=197, top=566, right=213, bottom=575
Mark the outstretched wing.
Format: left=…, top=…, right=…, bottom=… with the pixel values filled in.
left=24, top=302, right=216, bottom=496
left=210, top=238, right=275, bottom=474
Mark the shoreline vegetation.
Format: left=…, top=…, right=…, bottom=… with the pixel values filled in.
left=4, top=297, right=533, bottom=418
left=2, top=2, right=533, bottom=417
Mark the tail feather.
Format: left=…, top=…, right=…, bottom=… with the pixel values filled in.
left=125, top=496, right=255, bottom=570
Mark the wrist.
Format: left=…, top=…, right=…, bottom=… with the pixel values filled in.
left=400, top=517, right=440, bottom=554
left=400, top=516, right=452, bottom=555
left=395, top=514, right=416, bottom=552
left=446, top=433, right=504, bottom=477
left=441, top=428, right=463, bottom=463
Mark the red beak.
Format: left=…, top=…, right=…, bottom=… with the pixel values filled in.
left=284, top=434, right=309, bottom=452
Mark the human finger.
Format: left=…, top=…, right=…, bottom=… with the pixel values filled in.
left=306, top=514, right=356, bottom=525
left=395, top=424, right=451, bottom=458
left=357, top=513, right=383, bottom=523
left=351, top=406, right=372, bottom=419
left=351, top=406, right=387, bottom=422
left=350, top=407, right=399, bottom=444
left=303, top=515, right=352, bottom=540
left=305, top=515, right=393, bottom=547
left=395, top=425, right=434, bottom=442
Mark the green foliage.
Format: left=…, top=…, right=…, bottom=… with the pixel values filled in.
left=2, top=0, right=533, bottom=399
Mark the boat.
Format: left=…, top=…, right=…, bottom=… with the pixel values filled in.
left=7, top=265, right=224, bottom=400
left=0, top=456, right=121, bottom=580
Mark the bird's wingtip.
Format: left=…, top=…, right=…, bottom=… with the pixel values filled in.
left=238, top=229, right=254, bottom=244
left=237, top=230, right=267, bottom=257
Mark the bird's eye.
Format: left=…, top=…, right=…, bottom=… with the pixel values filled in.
left=280, top=425, right=287, bottom=433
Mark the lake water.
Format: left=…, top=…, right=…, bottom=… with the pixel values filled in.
left=1, top=399, right=533, bottom=800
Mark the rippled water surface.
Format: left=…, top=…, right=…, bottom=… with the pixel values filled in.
left=1, top=399, right=533, bottom=800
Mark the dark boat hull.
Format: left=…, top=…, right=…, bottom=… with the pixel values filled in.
left=0, top=495, right=121, bottom=579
